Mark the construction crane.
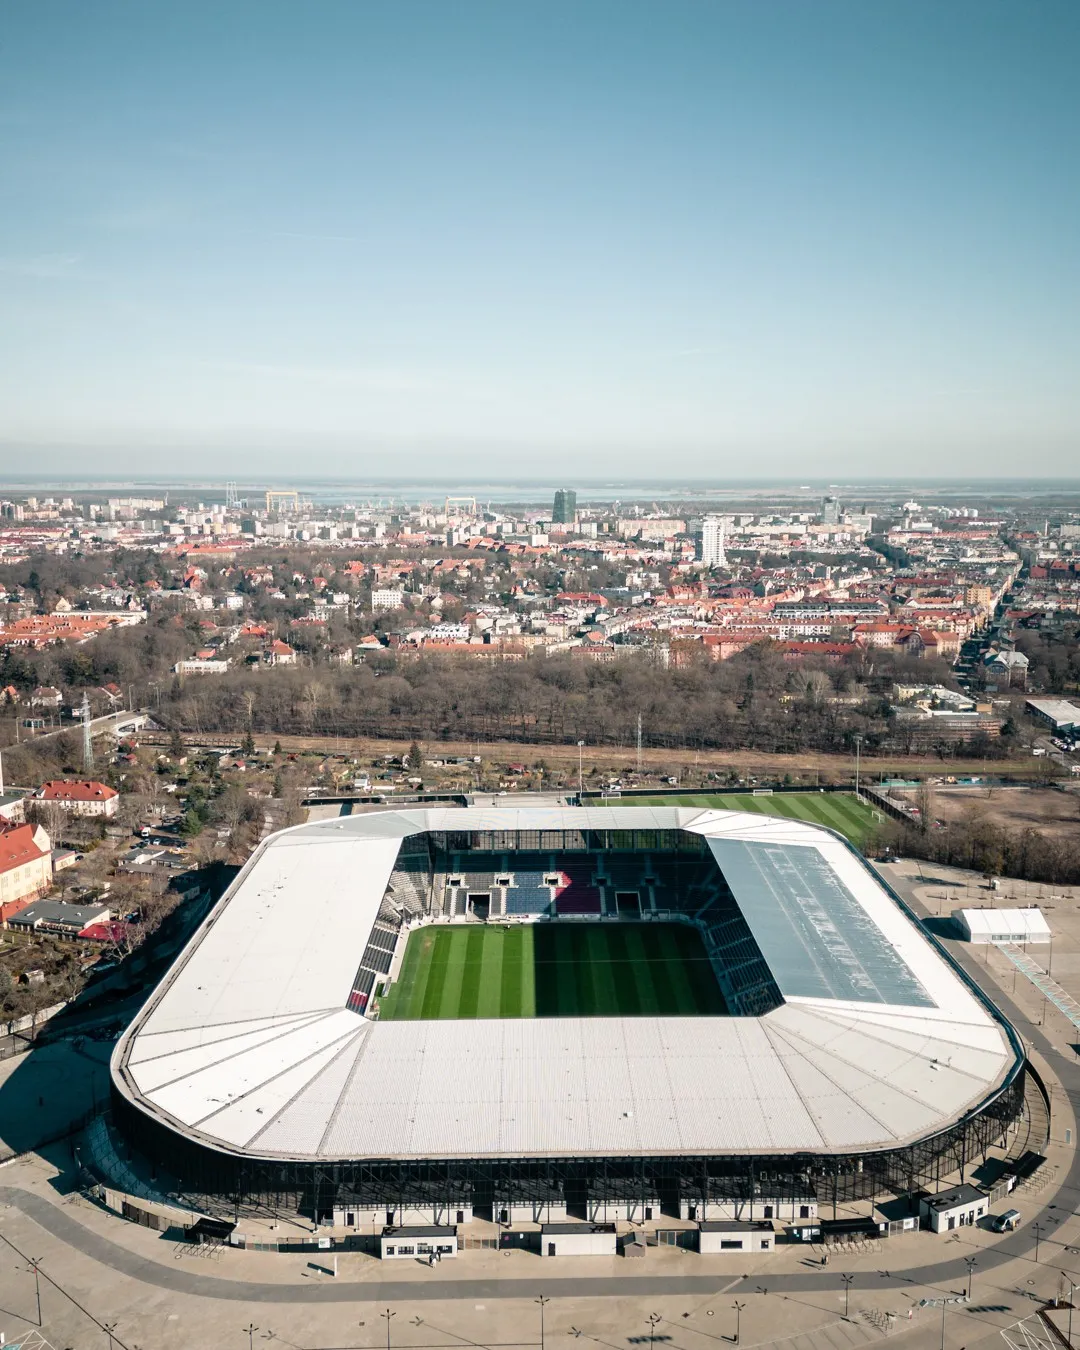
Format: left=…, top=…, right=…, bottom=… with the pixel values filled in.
left=265, top=490, right=300, bottom=515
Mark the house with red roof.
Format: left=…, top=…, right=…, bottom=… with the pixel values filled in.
left=34, top=779, right=119, bottom=817
left=0, top=823, right=53, bottom=924
left=268, top=639, right=297, bottom=666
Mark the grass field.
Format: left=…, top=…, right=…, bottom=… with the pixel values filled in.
left=377, top=922, right=728, bottom=1021
left=623, top=791, right=879, bottom=848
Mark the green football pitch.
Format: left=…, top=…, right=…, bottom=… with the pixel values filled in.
left=376, top=922, right=729, bottom=1021
left=623, top=791, right=879, bottom=848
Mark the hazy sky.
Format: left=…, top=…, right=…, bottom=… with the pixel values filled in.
left=1, top=1, right=1078, bottom=478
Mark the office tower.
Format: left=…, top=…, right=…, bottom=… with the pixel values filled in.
left=552, top=489, right=578, bottom=525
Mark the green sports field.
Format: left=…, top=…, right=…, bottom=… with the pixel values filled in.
left=623, top=791, right=879, bottom=848
left=377, top=922, right=728, bottom=1021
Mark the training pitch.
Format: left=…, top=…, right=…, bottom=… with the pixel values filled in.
left=377, top=921, right=729, bottom=1021
left=623, top=791, right=879, bottom=847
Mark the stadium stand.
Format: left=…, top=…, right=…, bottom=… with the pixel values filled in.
left=554, top=859, right=602, bottom=915
left=383, top=861, right=431, bottom=918
left=505, top=881, right=553, bottom=916
left=347, top=918, right=402, bottom=1012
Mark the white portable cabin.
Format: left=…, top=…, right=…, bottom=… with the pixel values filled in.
left=698, top=1221, right=775, bottom=1254
left=920, top=1184, right=989, bottom=1233
left=381, top=1225, right=457, bottom=1259
left=955, top=908, right=1051, bottom=945
left=541, top=1222, right=617, bottom=1258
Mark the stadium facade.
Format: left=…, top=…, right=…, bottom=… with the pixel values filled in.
left=111, top=806, right=1025, bottom=1224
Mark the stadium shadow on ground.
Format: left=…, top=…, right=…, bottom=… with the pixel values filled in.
left=378, top=922, right=729, bottom=1020
left=532, top=922, right=729, bottom=1017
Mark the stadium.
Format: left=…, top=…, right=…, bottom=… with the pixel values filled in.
left=111, top=805, right=1026, bottom=1227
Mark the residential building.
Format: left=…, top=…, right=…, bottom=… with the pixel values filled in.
left=0, top=790, right=26, bottom=825
left=372, top=588, right=406, bottom=612
left=268, top=639, right=297, bottom=666
left=698, top=516, right=727, bottom=569
left=0, top=823, right=53, bottom=924
left=173, top=658, right=230, bottom=675
left=34, top=779, right=120, bottom=817
left=8, top=898, right=109, bottom=935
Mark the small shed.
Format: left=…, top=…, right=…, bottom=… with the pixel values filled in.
left=380, top=1225, right=457, bottom=1260
left=698, top=1221, right=775, bottom=1254
left=541, top=1222, right=617, bottom=1258
left=920, top=1183, right=989, bottom=1233
left=954, top=908, right=1051, bottom=945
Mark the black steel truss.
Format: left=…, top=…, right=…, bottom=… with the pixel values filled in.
left=111, top=1068, right=1025, bottom=1223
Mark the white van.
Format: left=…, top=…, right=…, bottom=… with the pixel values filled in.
left=992, top=1208, right=1021, bottom=1232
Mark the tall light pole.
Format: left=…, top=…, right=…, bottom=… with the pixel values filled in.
left=104, top=1323, right=119, bottom=1350
left=853, top=734, right=864, bottom=797
left=841, top=1273, right=854, bottom=1320
left=965, top=1255, right=977, bottom=1300
left=537, top=1296, right=551, bottom=1350
left=577, top=740, right=585, bottom=799
left=381, top=1307, right=396, bottom=1350
left=732, top=1300, right=745, bottom=1346
left=1033, top=1222, right=1044, bottom=1263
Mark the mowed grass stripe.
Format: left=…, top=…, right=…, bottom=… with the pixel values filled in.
left=519, top=926, right=537, bottom=1016
left=605, top=926, right=641, bottom=1015
left=419, top=927, right=454, bottom=1019
left=500, top=926, right=526, bottom=1017
left=646, top=926, right=681, bottom=1014
left=476, top=928, right=505, bottom=1018
left=436, top=927, right=469, bottom=1018
left=572, top=924, right=598, bottom=1016
left=624, top=926, right=661, bottom=1015
left=586, top=924, right=620, bottom=1014
left=666, top=926, right=707, bottom=1014
left=379, top=929, right=426, bottom=1018
left=455, top=927, right=486, bottom=1018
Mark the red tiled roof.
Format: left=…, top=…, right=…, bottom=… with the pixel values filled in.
left=37, top=779, right=118, bottom=803
left=0, top=823, right=49, bottom=872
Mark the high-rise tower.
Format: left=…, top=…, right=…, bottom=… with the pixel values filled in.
left=698, top=515, right=727, bottom=568
left=552, top=489, right=578, bottom=525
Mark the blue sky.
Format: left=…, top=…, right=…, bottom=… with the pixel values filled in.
left=1, top=1, right=1078, bottom=477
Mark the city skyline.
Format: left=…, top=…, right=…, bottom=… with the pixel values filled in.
left=2, top=1, right=1079, bottom=476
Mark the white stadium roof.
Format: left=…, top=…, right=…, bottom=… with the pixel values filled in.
left=113, top=806, right=1018, bottom=1162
